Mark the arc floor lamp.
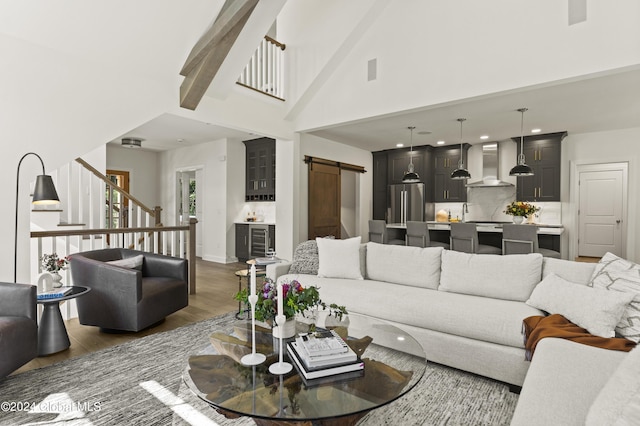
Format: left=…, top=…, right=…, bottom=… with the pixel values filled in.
left=14, top=152, right=60, bottom=282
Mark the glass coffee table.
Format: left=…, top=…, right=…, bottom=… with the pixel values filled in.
left=183, top=313, right=426, bottom=426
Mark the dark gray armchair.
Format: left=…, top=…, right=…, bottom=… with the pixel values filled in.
left=0, top=282, right=37, bottom=379
left=69, top=248, right=188, bottom=332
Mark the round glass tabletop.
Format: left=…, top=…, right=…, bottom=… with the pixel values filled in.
left=183, top=312, right=426, bottom=425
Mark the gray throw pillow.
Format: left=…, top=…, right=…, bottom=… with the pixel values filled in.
left=288, top=240, right=319, bottom=274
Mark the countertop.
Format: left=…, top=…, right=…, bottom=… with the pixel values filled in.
left=387, top=221, right=564, bottom=235
left=235, top=221, right=276, bottom=225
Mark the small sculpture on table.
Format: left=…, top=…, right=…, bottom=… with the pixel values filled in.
left=240, top=265, right=266, bottom=366
left=269, top=281, right=292, bottom=375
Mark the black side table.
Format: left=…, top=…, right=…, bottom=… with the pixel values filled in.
left=37, top=286, right=91, bottom=356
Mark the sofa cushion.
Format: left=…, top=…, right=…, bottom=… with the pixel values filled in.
left=511, top=338, right=627, bottom=426
left=590, top=252, right=640, bottom=342
left=526, top=273, right=634, bottom=338
left=586, top=345, right=640, bottom=426
left=107, top=254, right=144, bottom=270
left=316, top=237, right=363, bottom=280
left=439, top=250, right=543, bottom=301
left=280, top=273, right=541, bottom=348
left=542, top=257, right=596, bottom=285
left=366, top=242, right=442, bottom=289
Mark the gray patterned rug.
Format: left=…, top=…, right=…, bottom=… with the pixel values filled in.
left=0, top=312, right=517, bottom=425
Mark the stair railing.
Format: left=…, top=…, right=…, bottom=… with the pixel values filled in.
left=237, top=35, right=286, bottom=100
left=31, top=218, right=198, bottom=294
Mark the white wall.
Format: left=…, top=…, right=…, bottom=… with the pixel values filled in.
left=226, top=139, right=247, bottom=262
left=159, top=139, right=239, bottom=263
left=341, top=171, right=358, bottom=238
left=106, top=146, right=160, bottom=208
left=0, top=0, right=222, bottom=281
left=562, top=127, right=640, bottom=262
left=281, top=0, right=640, bottom=131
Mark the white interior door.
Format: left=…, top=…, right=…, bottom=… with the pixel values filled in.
left=578, top=164, right=627, bottom=257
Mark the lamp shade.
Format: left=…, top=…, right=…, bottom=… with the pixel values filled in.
left=402, top=171, right=421, bottom=183
left=451, top=167, right=472, bottom=180
left=509, top=163, right=534, bottom=176
left=32, top=175, right=60, bottom=205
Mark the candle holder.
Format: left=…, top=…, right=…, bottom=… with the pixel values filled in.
left=241, top=294, right=266, bottom=366
left=269, top=314, right=292, bottom=375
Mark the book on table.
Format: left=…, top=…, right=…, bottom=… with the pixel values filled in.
left=287, top=341, right=364, bottom=380
left=37, top=286, right=73, bottom=300
left=296, top=329, right=351, bottom=358
left=255, top=257, right=280, bottom=265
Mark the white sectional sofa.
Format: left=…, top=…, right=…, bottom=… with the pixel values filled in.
left=268, top=240, right=640, bottom=424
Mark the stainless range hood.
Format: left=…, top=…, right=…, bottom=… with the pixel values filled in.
left=466, top=143, right=514, bottom=187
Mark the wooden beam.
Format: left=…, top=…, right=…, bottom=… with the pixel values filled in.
left=179, top=6, right=252, bottom=110
left=180, top=0, right=258, bottom=77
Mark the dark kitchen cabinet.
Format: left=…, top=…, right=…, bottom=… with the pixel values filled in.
left=235, top=224, right=276, bottom=262
left=433, top=145, right=469, bottom=202
left=235, top=224, right=250, bottom=261
left=244, top=137, right=276, bottom=201
left=387, top=148, right=425, bottom=185
left=373, top=146, right=433, bottom=221
left=514, top=132, right=566, bottom=202
left=372, top=151, right=388, bottom=220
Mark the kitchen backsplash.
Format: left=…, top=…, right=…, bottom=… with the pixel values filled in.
left=236, top=202, right=276, bottom=223
left=436, top=186, right=562, bottom=225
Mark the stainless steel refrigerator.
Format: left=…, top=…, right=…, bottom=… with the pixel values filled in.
left=388, top=183, right=425, bottom=224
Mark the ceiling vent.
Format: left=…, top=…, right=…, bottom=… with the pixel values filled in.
left=121, top=138, right=142, bottom=148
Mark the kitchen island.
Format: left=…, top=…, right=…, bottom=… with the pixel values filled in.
left=386, top=221, right=563, bottom=253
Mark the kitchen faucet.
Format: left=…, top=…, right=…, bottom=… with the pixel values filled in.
left=462, top=202, right=469, bottom=222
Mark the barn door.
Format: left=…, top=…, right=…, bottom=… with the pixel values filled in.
left=308, top=161, right=341, bottom=239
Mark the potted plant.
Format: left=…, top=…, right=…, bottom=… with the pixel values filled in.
left=40, top=253, right=70, bottom=288
left=235, top=278, right=348, bottom=337
left=504, top=201, right=540, bottom=224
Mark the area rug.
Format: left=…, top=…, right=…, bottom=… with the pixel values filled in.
left=0, top=312, right=518, bottom=425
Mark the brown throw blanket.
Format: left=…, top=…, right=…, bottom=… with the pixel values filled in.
left=523, top=314, right=636, bottom=361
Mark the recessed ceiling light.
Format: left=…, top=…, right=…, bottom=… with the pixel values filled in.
left=531, top=128, right=541, bottom=133
left=437, top=140, right=445, bottom=145
left=480, top=135, right=489, bottom=140
left=396, top=143, right=404, bottom=147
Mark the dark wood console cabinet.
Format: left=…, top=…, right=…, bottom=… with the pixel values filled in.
left=244, top=137, right=275, bottom=202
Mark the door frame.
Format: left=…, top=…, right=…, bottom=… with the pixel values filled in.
left=571, top=161, right=629, bottom=260
left=176, top=165, right=204, bottom=258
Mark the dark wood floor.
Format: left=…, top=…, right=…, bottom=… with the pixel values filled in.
left=15, top=258, right=245, bottom=374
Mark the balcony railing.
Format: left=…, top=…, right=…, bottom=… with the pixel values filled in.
left=237, top=36, right=285, bottom=100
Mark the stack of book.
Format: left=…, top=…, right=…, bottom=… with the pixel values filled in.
left=37, top=286, right=73, bottom=300
left=287, top=329, right=364, bottom=381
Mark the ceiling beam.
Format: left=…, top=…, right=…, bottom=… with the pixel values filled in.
left=179, top=0, right=256, bottom=110
left=180, top=0, right=258, bottom=77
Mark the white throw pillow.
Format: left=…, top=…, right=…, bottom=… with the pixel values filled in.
left=590, top=252, right=640, bottom=342
left=526, top=273, right=634, bottom=338
left=316, top=236, right=363, bottom=280
left=586, top=346, right=640, bottom=426
left=107, top=254, right=144, bottom=270
left=439, top=250, right=542, bottom=301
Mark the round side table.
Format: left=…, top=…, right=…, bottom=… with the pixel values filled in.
left=37, top=286, right=91, bottom=356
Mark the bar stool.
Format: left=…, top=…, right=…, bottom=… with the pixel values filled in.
left=368, top=220, right=404, bottom=245
left=450, top=223, right=501, bottom=254
left=502, top=224, right=561, bottom=258
left=405, top=221, right=449, bottom=249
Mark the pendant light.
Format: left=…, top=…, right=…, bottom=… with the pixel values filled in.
left=451, top=118, right=471, bottom=180
left=402, top=126, right=421, bottom=183
left=509, top=108, right=534, bottom=176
